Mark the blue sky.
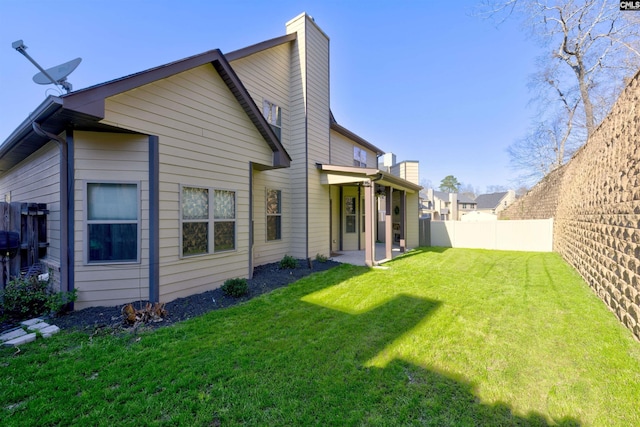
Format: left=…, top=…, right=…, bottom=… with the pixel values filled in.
left=0, top=0, right=540, bottom=192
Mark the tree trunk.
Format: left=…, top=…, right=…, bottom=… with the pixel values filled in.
left=574, top=57, right=596, bottom=137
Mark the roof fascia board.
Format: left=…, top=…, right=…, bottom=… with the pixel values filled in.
left=330, top=121, right=384, bottom=156
left=0, top=96, right=62, bottom=157
left=210, top=55, right=291, bottom=167
left=377, top=171, right=423, bottom=193
left=317, top=163, right=422, bottom=193
left=225, top=33, right=297, bottom=62
left=60, top=49, right=290, bottom=168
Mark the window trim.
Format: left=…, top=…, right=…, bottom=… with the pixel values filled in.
left=262, top=99, right=282, bottom=140
left=266, top=188, right=282, bottom=242
left=180, top=184, right=237, bottom=258
left=345, top=196, right=357, bottom=234
left=353, top=146, right=367, bottom=168
left=84, top=180, right=141, bottom=265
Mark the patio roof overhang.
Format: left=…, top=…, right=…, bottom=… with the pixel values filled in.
left=316, top=163, right=422, bottom=193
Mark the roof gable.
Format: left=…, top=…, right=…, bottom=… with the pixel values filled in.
left=2, top=45, right=293, bottom=171
left=475, top=192, right=508, bottom=209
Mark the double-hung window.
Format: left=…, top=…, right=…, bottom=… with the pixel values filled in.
left=266, top=189, right=282, bottom=241
left=181, top=186, right=236, bottom=257
left=86, top=182, right=139, bottom=263
left=353, top=147, right=367, bottom=167
left=263, top=99, right=282, bottom=140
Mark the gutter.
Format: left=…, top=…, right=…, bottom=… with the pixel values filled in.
left=0, top=96, right=62, bottom=157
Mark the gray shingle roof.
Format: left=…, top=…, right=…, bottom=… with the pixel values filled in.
left=475, top=192, right=508, bottom=209
left=433, top=190, right=450, bottom=200
left=457, top=194, right=476, bottom=204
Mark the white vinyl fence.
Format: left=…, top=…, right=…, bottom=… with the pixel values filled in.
left=430, top=219, right=553, bottom=252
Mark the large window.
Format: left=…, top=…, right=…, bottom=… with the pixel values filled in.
left=263, top=99, right=282, bottom=140
left=86, top=182, right=139, bottom=263
left=266, top=189, right=282, bottom=241
left=181, top=186, right=236, bottom=257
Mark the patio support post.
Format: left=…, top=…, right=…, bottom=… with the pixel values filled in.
left=364, top=180, right=374, bottom=267
left=385, top=186, right=393, bottom=260
left=400, top=190, right=406, bottom=252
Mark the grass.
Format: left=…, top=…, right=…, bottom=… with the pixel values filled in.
left=2, top=248, right=640, bottom=426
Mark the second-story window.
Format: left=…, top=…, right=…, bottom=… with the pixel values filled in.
left=263, top=99, right=281, bottom=140
left=353, top=147, right=367, bottom=167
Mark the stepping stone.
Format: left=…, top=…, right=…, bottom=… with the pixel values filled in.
left=27, top=322, right=50, bottom=332
left=20, top=318, right=43, bottom=327
left=3, top=332, right=36, bottom=347
left=0, top=328, right=27, bottom=342
left=40, top=325, right=60, bottom=338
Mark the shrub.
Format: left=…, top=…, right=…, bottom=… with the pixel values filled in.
left=46, top=288, right=77, bottom=316
left=222, top=278, right=248, bottom=298
left=315, top=253, right=328, bottom=263
left=279, top=255, right=298, bottom=269
left=0, top=273, right=77, bottom=319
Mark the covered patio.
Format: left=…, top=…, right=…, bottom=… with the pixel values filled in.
left=317, top=163, right=422, bottom=267
left=330, top=242, right=405, bottom=266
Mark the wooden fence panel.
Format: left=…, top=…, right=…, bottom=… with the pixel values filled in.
left=0, top=202, right=48, bottom=289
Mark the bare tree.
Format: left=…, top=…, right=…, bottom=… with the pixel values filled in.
left=478, top=0, right=640, bottom=183
left=419, top=178, right=433, bottom=190
left=485, top=184, right=509, bottom=193
left=532, top=0, right=640, bottom=136
left=458, top=183, right=479, bottom=199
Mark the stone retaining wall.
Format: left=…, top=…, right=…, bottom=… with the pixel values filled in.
left=500, top=71, right=640, bottom=340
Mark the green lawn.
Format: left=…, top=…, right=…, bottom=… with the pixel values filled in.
left=2, top=248, right=640, bottom=426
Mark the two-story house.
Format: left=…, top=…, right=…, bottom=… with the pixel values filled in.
left=0, top=13, right=421, bottom=309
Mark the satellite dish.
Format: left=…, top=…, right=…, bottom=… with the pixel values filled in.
left=11, top=39, right=81, bottom=93
left=33, top=57, right=81, bottom=85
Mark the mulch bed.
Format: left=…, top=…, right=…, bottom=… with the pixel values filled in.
left=2, top=259, right=341, bottom=335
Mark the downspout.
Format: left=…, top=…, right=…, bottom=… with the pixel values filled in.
left=148, top=135, right=160, bottom=303
left=32, top=122, right=73, bottom=307
left=248, top=163, right=254, bottom=279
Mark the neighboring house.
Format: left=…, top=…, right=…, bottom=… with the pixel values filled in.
left=475, top=190, right=516, bottom=215
left=421, top=189, right=477, bottom=220
left=0, top=13, right=421, bottom=310
left=421, top=190, right=454, bottom=220
left=456, top=193, right=477, bottom=220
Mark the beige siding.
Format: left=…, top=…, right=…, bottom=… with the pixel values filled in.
left=73, top=131, right=149, bottom=309
left=286, top=14, right=332, bottom=260
left=231, top=37, right=296, bottom=264
left=405, top=192, right=420, bottom=249
left=252, top=168, right=292, bottom=265
left=286, top=15, right=309, bottom=259
left=305, top=18, right=331, bottom=259
left=329, top=129, right=377, bottom=168
left=103, top=64, right=275, bottom=303
left=330, top=186, right=340, bottom=253
left=0, top=141, right=61, bottom=271
left=231, top=44, right=291, bottom=150
left=391, top=161, right=419, bottom=186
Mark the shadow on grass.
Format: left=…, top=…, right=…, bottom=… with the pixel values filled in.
left=386, top=245, right=450, bottom=264
left=299, top=266, right=581, bottom=426
left=373, top=359, right=581, bottom=426
left=1, top=262, right=583, bottom=426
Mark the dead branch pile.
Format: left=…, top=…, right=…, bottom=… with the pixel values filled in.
left=121, top=302, right=167, bottom=326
